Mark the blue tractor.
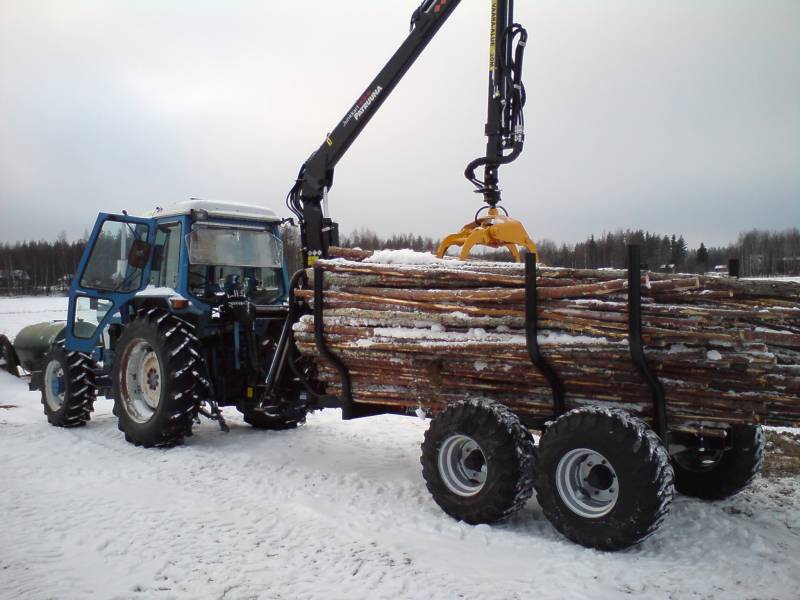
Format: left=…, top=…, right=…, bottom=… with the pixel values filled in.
left=10, top=200, right=311, bottom=447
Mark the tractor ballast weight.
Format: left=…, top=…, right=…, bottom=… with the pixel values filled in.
left=11, top=321, right=95, bottom=372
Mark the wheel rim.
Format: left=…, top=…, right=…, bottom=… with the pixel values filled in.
left=673, top=447, right=724, bottom=472
left=555, top=448, right=619, bottom=518
left=44, top=359, right=66, bottom=411
left=120, top=339, right=163, bottom=423
left=437, top=434, right=488, bottom=497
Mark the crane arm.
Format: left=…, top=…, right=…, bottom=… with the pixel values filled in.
left=287, top=0, right=526, bottom=266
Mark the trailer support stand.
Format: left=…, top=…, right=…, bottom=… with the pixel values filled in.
left=524, top=253, right=566, bottom=419
left=627, top=245, right=668, bottom=442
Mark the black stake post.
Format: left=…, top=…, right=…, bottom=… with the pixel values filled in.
left=627, top=245, right=668, bottom=442
left=313, top=265, right=353, bottom=419
left=524, top=253, right=566, bottom=418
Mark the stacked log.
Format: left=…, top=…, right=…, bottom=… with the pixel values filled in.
left=292, top=249, right=800, bottom=429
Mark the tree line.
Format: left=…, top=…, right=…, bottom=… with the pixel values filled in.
left=1, top=226, right=797, bottom=296
left=0, top=234, right=86, bottom=295
left=340, top=227, right=800, bottom=276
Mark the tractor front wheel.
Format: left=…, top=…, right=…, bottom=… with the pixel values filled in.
left=112, top=310, right=201, bottom=448
left=41, top=345, right=96, bottom=427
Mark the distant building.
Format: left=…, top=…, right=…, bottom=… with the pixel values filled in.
left=0, top=269, right=32, bottom=293
left=0, top=269, right=32, bottom=289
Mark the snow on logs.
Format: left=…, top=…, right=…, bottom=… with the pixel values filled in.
left=292, top=249, right=800, bottom=429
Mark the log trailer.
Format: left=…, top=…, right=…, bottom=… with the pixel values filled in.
left=0, top=0, right=780, bottom=551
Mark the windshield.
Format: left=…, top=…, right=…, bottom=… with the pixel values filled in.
left=188, top=227, right=283, bottom=268
left=187, top=226, right=285, bottom=305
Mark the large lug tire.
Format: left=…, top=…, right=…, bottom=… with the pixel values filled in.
left=40, top=345, right=96, bottom=427
left=112, top=309, right=203, bottom=448
left=672, top=425, right=765, bottom=500
left=421, top=399, right=536, bottom=525
left=534, top=407, right=674, bottom=551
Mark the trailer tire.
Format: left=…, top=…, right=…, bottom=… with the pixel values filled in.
left=112, top=309, right=201, bottom=448
left=41, top=344, right=96, bottom=427
left=420, top=399, right=535, bottom=525
left=0, top=335, right=20, bottom=375
left=672, top=425, right=764, bottom=500
left=534, top=407, right=674, bottom=551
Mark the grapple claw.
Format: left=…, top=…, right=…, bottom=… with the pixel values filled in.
left=436, top=207, right=537, bottom=262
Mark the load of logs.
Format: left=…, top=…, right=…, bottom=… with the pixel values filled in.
left=293, top=248, right=800, bottom=430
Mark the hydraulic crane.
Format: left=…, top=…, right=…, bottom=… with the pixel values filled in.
left=285, top=0, right=538, bottom=265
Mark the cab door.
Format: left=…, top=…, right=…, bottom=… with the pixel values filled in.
left=65, top=213, right=156, bottom=353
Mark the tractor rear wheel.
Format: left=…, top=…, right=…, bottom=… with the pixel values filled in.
left=534, top=407, right=674, bottom=551
left=672, top=425, right=765, bottom=500
left=112, top=310, right=202, bottom=448
left=420, top=399, right=536, bottom=525
left=41, top=345, right=96, bottom=427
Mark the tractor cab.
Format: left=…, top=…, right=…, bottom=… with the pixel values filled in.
left=65, top=199, right=289, bottom=355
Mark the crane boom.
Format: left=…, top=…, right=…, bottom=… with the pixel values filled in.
left=287, top=0, right=528, bottom=266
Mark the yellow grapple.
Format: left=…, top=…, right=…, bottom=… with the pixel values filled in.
left=436, top=206, right=537, bottom=262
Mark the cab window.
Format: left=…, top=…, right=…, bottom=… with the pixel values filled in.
left=80, top=220, right=149, bottom=292
left=149, top=222, right=182, bottom=289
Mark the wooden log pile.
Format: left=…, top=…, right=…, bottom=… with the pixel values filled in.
left=293, top=248, right=800, bottom=429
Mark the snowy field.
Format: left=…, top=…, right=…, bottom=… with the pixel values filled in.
left=2, top=297, right=800, bottom=600
left=0, top=295, right=69, bottom=341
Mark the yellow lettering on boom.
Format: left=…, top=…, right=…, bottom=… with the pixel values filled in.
left=489, top=0, right=498, bottom=71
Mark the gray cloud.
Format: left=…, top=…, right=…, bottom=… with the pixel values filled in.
left=1, top=0, right=798, bottom=248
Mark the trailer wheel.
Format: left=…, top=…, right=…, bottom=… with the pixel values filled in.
left=112, top=310, right=201, bottom=448
left=534, top=407, right=674, bottom=551
left=40, top=345, right=96, bottom=427
left=420, top=399, right=535, bottom=524
left=672, top=425, right=764, bottom=500
left=0, top=335, right=20, bottom=375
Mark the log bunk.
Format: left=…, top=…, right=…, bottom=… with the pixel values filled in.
left=292, top=246, right=800, bottom=436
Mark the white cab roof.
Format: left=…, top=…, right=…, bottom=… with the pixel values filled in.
left=148, top=199, right=281, bottom=223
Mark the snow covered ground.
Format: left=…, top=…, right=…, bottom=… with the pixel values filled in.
left=1, top=297, right=800, bottom=600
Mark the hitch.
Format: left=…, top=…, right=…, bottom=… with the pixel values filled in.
left=198, top=399, right=230, bottom=433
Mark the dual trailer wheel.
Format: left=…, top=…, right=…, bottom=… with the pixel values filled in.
left=421, top=399, right=764, bottom=551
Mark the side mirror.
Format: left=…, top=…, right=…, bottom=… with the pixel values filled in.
left=127, top=240, right=151, bottom=270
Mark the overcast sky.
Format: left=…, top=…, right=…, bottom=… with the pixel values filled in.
left=1, top=0, right=798, bottom=248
